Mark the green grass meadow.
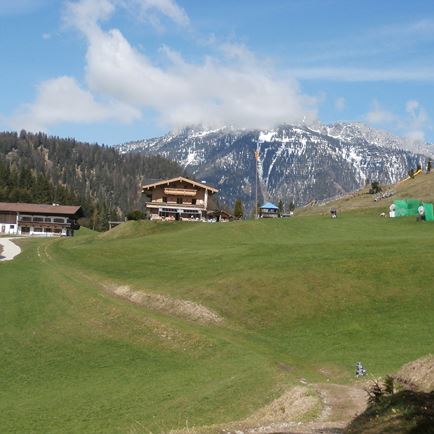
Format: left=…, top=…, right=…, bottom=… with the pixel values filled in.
left=1, top=212, right=433, bottom=432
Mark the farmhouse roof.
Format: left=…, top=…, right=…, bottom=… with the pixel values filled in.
left=260, top=202, right=279, bottom=210
left=0, top=202, right=83, bottom=217
left=142, top=176, right=218, bottom=193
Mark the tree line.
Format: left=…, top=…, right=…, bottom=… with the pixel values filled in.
left=0, top=130, right=185, bottom=230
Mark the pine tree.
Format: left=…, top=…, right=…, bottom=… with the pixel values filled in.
left=278, top=199, right=284, bottom=216
left=234, top=199, right=244, bottom=219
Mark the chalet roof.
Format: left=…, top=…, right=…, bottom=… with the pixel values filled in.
left=142, top=176, right=218, bottom=193
left=0, top=202, right=83, bottom=217
left=260, top=202, right=279, bottom=210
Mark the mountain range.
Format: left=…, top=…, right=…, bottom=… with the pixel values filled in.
left=117, top=122, right=431, bottom=210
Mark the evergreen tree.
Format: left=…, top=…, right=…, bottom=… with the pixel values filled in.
left=278, top=199, right=284, bottom=216
left=234, top=199, right=244, bottom=219
left=369, top=181, right=382, bottom=194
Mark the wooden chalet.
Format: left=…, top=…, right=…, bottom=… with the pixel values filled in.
left=142, top=177, right=219, bottom=221
left=0, top=202, right=83, bottom=237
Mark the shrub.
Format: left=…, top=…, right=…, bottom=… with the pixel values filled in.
left=127, top=210, right=146, bottom=220
left=369, top=181, right=382, bottom=194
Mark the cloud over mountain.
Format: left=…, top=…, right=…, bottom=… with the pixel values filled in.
left=5, top=0, right=316, bottom=132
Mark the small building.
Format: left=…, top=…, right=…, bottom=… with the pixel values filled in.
left=260, top=202, right=280, bottom=218
left=0, top=202, right=83, bottom=236
left=142, top=176, right=219, bottom=221
left=207, top=209, right=234, bottom=222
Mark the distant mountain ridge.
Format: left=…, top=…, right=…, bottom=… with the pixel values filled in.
left=117, top=122, right=429, bottom=210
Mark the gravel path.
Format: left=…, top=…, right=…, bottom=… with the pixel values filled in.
left=0, top=237, right=22, bottom=261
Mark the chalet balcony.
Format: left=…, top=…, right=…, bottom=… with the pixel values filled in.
left=163, top=187, right=197, bottom=196
left=146, top=201, right=205, bottom=210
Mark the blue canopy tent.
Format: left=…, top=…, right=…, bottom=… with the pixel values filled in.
left=260, top=202, right=279, bottom=218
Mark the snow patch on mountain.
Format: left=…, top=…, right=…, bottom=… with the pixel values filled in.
left=117, top=122, right=428, bottom=209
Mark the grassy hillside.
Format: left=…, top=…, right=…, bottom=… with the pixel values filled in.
left=1, top=211, right=434, bottom=432
left=300, top=171, right=434, bottom=215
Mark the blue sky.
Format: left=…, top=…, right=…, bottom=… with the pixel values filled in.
left=0, top=0, right=434, bottom=145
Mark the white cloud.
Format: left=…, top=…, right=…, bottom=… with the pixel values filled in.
left=63, top=0, right=115, bottom=37
left=7, top=76, right=141, bottom=131
left=82, top=26, right=316, bottom=129
left=291, top=67, right=434, bottom=82
left=64, top=0, right=188, bottom=36
left=9, top=0, right=315, bottom=133
left=335, top=97, right=346, bottom=111
left=86, top=1, right=315, bottom=129
left=405, top=100, right=430, bottom=144
left=364, top=100, right=396, bottom=124
left=363, top=99, right=431, bottom=145
left=120, top=0, right=189, bottom=29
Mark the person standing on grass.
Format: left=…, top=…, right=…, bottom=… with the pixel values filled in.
left=417, top=205, right=425, bottom=221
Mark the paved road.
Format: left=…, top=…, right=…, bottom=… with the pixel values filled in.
left=0, top=237, right=22, bottom=261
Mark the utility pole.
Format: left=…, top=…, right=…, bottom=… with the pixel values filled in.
left=254, top=150, right=259, bottom=219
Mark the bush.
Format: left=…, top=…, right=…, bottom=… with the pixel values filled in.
left=127, top=210, right=146, bottom=220
left=369, top=181, right=382, bottom=194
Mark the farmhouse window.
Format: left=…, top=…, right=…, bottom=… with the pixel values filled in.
left=177, top=197, right=183, bottom=204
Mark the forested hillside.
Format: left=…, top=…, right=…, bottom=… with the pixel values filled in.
left=0, top=131, right=184, bottom=229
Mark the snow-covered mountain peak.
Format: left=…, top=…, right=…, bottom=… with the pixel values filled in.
left=117, top=121, right=428, bottom=210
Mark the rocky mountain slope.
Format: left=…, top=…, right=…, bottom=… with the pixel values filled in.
left=117, top=123, right=429, bottom=210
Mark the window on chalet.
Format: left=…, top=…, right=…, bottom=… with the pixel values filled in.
left=192, top=199, right=197, bottom=205
left=21, top=216, right=31, bottom=222
left=53, top=218, right=65, bottom=223
left=54, top=229, right=62, bottom=234
left=45, top=217, right=51, bottom=222
left=177, top=197, right=183, bottom=204
left=21, top=227, right=30, bottom=233
left=44, top=228, right=52, bottom=232
left=34, top=227, right=43, bottom=232
left=33, top=216, right=44, bottom=222
left=162, top=196, right=167, bottom=203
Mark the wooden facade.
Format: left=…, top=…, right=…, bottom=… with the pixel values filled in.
left=142, top=177, right=219, bottom=221
left=0, top=203, right=83, bottom=237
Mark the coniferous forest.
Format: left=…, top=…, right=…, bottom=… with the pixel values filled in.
left=0, top=130, right=184, bottom=230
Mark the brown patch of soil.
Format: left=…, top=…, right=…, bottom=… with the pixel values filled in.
left=103, top=283, right=224, bottom=325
